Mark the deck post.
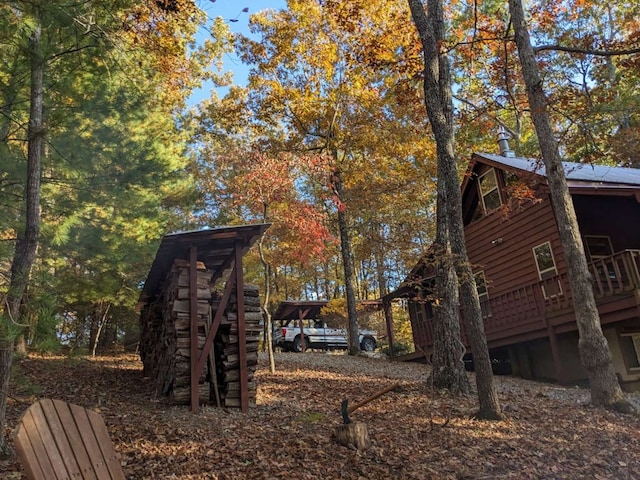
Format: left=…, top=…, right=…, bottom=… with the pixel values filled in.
left=535, top=286, right=567, bottom=384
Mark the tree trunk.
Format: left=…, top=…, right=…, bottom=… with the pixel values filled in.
left=430, top=179, right=470, bottom=394
left=333, top=170, right=360, bottom=355
left=258, top=231, right=276, bottom=374
left=91, top=302, right=110, bottom=357
left=6, top=20, right=43, bottom=324
left=1, top=16, right=45, bottom=452
left=408, top=0, right=501, bottom=418
left=508, top=0, right=632, bottom=413
left=0, top=343, right=12, bottom=455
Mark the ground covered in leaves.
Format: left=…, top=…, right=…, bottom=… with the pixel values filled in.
left=1, top=351, right=639, bottom=479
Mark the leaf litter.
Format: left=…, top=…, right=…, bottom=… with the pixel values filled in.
left=1, top=351, right=639, bottom=479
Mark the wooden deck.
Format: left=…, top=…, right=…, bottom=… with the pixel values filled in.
left=412, top=250, right=640, bottom=353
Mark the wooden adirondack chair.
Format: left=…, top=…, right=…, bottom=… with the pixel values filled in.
left=14, top=398, right=126, bottom=480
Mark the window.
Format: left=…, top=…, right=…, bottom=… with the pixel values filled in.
left=533, top=242, right=557, bottom=280
left=584, top=235, right=613, bottom=260
left=475, top=271, right=491, bottom=318
left=620, top=333, right=640, bottom=371
left=479, top=168, right=502, bottom=212
left=533, top=242, right=562, bottom=298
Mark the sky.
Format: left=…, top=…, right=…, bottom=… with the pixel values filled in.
left=189, top=0, right=288, bottom=106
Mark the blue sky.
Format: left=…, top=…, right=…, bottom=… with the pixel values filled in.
left=189, top=0, right=288, bottom=105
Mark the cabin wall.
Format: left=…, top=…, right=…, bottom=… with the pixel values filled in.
left=464, top=194, right=566, bottom=298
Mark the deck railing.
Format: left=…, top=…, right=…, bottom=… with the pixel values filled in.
left=587, top=249, right=640, bottom=298
left=482, top=249, right=640, bottom=334
left=412, top=250, right=640, bottom=348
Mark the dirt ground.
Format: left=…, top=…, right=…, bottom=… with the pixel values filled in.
left=1, top=351, right=639, bottom=479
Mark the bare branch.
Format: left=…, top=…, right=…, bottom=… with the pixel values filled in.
left=534, top=44, right=640, bottom=56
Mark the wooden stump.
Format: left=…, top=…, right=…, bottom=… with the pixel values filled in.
left=334, top=422, right=371, bottom=450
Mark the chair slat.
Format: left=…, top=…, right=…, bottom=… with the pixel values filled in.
left=14, top=399, right=126, bottom=480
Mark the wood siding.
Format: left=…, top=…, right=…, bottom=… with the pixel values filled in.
left=407, top=162, right=640, bottom=365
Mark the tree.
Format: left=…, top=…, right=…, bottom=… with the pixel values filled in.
left=229, top=0, right=438, bottom=354
left=407, top=0, right=502, bottom=419
left=507, top=0, right=635, bottom=413
left=194, top=145, right=334, bottom=369
left=0, top=0, right=230, bottom=450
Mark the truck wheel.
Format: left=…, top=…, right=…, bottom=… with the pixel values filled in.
left=360, top=337, right=376, bottom=352
left=293, top=336, right=309, bottom=353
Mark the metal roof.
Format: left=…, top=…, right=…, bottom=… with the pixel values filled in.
left=473, top=153, right=640, bottom=186
left=136, top=224, right=270, bottom=309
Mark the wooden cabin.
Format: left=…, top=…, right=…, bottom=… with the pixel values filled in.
left=136, top=224, right=270, bottom=412
left=387, top=152, right=640, bottom=391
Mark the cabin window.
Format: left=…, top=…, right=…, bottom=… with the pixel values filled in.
left=533, top=242, right=557, bottom=279
left=475, top=271, right=492, bottom=318
left=620, top=333, right=640, bottom=371
left=584, top=235, right=613, bottom=261
left=479, top=168, right=502, bottom=212
left=533, top=242, right=562, bottom=298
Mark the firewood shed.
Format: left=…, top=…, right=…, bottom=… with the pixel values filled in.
left=136, top=224, right=270, bottom=413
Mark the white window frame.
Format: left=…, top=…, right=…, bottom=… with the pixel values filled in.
left=533, top=241, right=562, bottom=299
left=475, top=271, right=489, bottom=301
left=475, top=271, right=492, bottom=318
left=479, top=168, right=502, bottom=212
left=533, top=241, right=557, bottom=279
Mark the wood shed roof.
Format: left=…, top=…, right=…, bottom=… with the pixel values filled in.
left=137, top=224, right=270, bottom=310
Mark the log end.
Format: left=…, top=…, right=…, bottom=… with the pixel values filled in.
left=333, top=422, right=371, bottom=451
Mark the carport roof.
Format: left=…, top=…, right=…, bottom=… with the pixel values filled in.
left=272, top=300, right=383, bottom=321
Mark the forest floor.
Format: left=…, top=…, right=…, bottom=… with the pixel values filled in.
left=1, top=350, right=639, bottom=479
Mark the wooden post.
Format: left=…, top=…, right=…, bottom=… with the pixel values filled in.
left=235, top=240, right=249, bottom=413
left=535, top=286, right=566, bottom=384
left=297, top=307, right=311, bottom=353
left=189, top=246, right=199, bottom=413
left=196, top=274, right=235, bottom=377
left=383, top=301, right=395, bottom=357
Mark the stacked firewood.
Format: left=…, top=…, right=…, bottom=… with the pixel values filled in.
left=140, top=260, right=263, bottom=408
left=213, top=284, right=262, bottom=408
left=139, top=259, right=213, bottom=405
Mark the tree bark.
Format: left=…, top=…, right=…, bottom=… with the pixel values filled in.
left=508, top=0, right=633, bottom=413
left=1, top=14, right=45, bottom=453
left=7, top=20, right=43, bottom=324
left=408, top=0, right=501, bottom=418
left=333, top=170, right=360, bottom=355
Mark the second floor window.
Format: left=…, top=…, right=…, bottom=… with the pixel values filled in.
left=533, top=241, right=557, bottom=280
left=533, top=241, right=562, bottom=298
left=479, top=168, right=502, bottom=212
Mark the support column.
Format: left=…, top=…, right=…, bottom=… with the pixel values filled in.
left=383, top=301, right=395, bottom=357
left=235, top=241, right=249, bottom=413
left=189, top=246, right=199, bottom=413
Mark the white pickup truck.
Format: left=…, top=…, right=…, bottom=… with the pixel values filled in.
left=273, top=319, right=377, bottom=352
